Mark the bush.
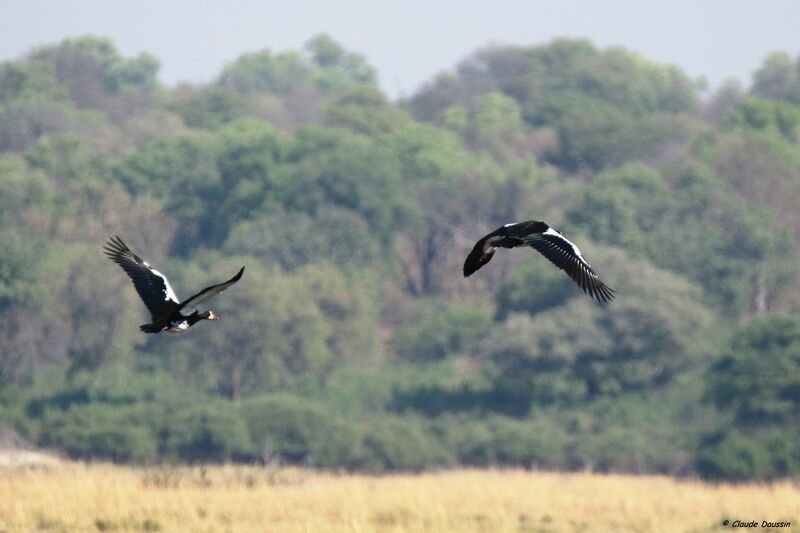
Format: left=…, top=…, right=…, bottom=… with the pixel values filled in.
left=696, top=432, right=772, bottom=481
left=495, top=258, right=577, bottom=319
left=163, top=403, right=253, bottom=462
left=40, top=404, right=157, bottom=462
left=434, top=415, right=566, bottom=468
left=391, top=303, right=492, bottom=362
left=705, top=314, right=800, bottom=425
left=359, top=417, right=452, bottom=472
left=238, top=394, right=361, bottom=467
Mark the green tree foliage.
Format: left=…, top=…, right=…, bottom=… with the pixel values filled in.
left=323, top=86, right=411, bottom=135
left=706, top=315, right=800, bottom=425
left=485, top=248, right=718, bottom=408
left=391, top=303, right=492, bottom=362
left=723, top=96, right=800, bottom=141
left=566, top=162, right=798, bottom=315
left=447, top=92, right=541, bottom=165
left=712, top=113, right=800, bottom=275
left=697, top=315, right=800, bottom=480
left=163, top=403, right=252, bottom=462
left=31, top=36, right=158, bottom=96
left=0, top=154, right=58, bottom=229
left=359, top=417, right=451, bottom=472
left=162, top=257, right=378, bottom=398
left=0, top=61, right=65, bottom=103
left=219, top=34, right=375, bottom=98
left=239, top=394, right=362, bottom=467
left=696, top=431, right=775, bottom=481
left=29, top=36, right=159, bottom=123
left=494, top=251, right=582, bottom=319
left=751, top=51, right=800, bottom=104
left=224, top=207, right=379, bottom=270
left=408, top=38, right=699, bottom=171
left=168, top=86, right=249, bottom=130
left=40, top=403, right=158, bottom=462
left=2, top=36, right=799, bottom=480
left=280, top=127, right=412, bottom=241
left=0, top=236, right=55, bottom=382
left=305, top=34, right=377, bottom=86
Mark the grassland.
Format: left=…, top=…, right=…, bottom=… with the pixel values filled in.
left=0, top=458, right=798, bottom=532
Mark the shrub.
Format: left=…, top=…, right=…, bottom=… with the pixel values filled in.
left=696, top=431, right=772, bottom=481
left=359, top=417, right=452, bottom=472
left=238, top=394, right=361, bottom=467
left=40, top=404, right=157, bottom=462
left=391, top=303, right=492, bottom=362
left=162, top=403, right=253, bottom=462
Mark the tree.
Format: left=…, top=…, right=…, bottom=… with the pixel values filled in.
left=723, top=97, right=800, bottom=141
left=0, top=235, right=56, bottom=382
left=408, top=38, right=699, bottom=171
left=219, top=35, right=375, bottom=100
left=698, top=315, right=800, bottom=480
left=280, top=127, right=411, bottom=242
left=239, top=394, right=361, bottom=467
left=484, top=247, right=718, bottom=409
left=566, top=162, right=798, bottom=315
left=305, top=34, right=377, bottom=86
left=705, top=315, right=800, bottom=425
left=162, top=257, right=378, bottom=399
left=751, top=51, right=800, bottom=104
left=168, top=85, right=248, bottom=130
left=323, top=86, right=411, bottom=135
left=0, top=154, right=57, bottom=229
left=224, top=207, right=379, bottom=270
left=391, top=302, right=492, bottom=362
left=30, top=36, right=159, bottom=121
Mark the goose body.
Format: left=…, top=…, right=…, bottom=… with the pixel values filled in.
left=103, top=236, right=244, bottom=333
left=463, top=220, right=614, bottom=302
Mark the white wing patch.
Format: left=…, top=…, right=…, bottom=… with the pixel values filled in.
left=166, top=320, right=190, bottom=333
left=151, top=268, right=180, bottom=303
left=543, top=227, right=590, bottom=265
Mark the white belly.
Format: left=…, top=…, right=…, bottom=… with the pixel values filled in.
left=166, top=321, right=190, bottom=333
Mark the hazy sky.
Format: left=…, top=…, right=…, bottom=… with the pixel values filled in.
left=2, top=0, right=799, bottom=98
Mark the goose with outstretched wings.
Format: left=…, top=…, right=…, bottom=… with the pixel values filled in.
left=463, top=220, right=615, bottom=303
left=103, top=235, right=244, bottom=332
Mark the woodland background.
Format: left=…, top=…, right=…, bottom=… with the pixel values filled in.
left=0, top=35, right=799, bottom=481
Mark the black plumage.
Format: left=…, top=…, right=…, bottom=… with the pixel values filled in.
left=103, top=236, right=244, bottom=332
left=463, top=220, right=615, bottom=303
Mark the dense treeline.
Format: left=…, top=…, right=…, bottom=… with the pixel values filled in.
left=1, top=35, right=799, bottom=480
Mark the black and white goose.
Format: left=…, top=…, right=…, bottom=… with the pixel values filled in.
left=104, top=236, right=245, bottom=333
left=463, top=220, right=615, bottom=302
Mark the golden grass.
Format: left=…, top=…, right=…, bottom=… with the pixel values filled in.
left=0, top=460, right=798, bottom=532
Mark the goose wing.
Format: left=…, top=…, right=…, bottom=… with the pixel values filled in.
left=178, top=267, right=245, bottom=312
left=522, top=227, right=615, bottom=303
left=463, top=235, right=496, bottom=277
left=463, top=221, right=548, bottom=277
left=103, top=236, right=181, bottom=320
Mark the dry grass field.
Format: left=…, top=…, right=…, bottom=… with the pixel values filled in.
left=0, top=456, right=798, bottom=532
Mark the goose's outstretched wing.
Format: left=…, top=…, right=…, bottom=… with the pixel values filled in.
left=179, top=267, right=245, bottom=312
left=463, top=221, right=549, bottom=277
left=521, top=227, right=615, bottom=303
left=463, top=235, right=497, bottom=277
left=103, top=236, right=181, bottom=320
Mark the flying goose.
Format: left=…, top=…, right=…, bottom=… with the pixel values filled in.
left=463, top=220, right=614, bottom=302
left=103, top=236, right=244, bottom=332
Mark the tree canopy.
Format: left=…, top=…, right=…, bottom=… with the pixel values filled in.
left=1, top=35, right=798, bottom=480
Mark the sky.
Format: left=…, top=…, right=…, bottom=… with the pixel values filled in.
left=1, top=0, right=799, bottom=99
